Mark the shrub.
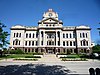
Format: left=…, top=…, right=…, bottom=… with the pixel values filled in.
left=25, top=56, right=41, bottom=58
left=33, top=53, right=43, bottom=55
left=9, top=49, right=24, bottom=54
left=79, top=54, right=89, bottom=58
left=14, top=58, right=38, bottom=61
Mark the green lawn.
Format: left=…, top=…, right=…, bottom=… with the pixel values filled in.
left=0, top=54, right=41, bottom=58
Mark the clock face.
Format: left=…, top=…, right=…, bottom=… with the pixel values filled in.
left=49, top=13, right=52, bottom=17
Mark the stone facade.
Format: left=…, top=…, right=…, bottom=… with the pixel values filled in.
left=9, top=9, right=92, bottom=54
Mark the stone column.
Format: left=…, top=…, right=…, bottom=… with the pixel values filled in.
left=60, top=48, right=63, bottom=53
left=43, top=31, right=45, bottom=46
left=65, top=48, right=67, bottom=53
left=34, top=48, right=35, bottom=53
left=38, top=48, right=41, bottom=53
left=56, top=31, right=58, bottom=46
left=60, top=31, right=62, bottom=46
left=72, top=49, right=74, bottom=54
left=39, top=31, right=41, bottom=46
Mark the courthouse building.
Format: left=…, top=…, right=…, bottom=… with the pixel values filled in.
left=9, top=9, right=92, bottom=54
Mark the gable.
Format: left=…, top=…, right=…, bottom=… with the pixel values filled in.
left=39, top=18, right=60, bottom=23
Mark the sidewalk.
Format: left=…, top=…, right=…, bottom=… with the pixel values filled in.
left=38, top=54, right=62, bottom=64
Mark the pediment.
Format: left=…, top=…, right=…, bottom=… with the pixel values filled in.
left=38, top=18, right=61, bottom=23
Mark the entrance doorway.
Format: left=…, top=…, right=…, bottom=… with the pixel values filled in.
left=48, top=49, right=53, bottom=54
left=46, top=48, right=55, bottom=54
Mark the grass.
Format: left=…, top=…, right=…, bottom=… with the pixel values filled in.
left=0, top=54, right=41, bottom=59
left=62, top=58, right=87, bottom=61
left=60, top=54, right=80, bottom=58
left=14, top=58, right=38, bottom=61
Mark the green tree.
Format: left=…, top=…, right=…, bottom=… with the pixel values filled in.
left=92, top=44, right=100, bottom=53
left=0, top=21, right=9, bottom=56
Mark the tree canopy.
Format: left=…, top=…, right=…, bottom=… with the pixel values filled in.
left=92, top=44, right=100, bottom=53
left=0, top=21, right=9, bottom=50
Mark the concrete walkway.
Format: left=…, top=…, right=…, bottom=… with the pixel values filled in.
left=38, top=54, right=62, bottom=64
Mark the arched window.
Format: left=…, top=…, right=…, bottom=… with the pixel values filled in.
left=33, top=33, right=34, bottom=38
left=14, top=33, right=16, bottom=37
left=86, top=41, right=88, bottom=46
left=70, top=33, right=72, bottom=38
left=66, top=34, right=68, bottom=38
left=19, top=33, right=21, bottom=37
left=83, top=41, right=85, bottom=46
left=86, top=33, right=87, bottom=38
left=80, top=33, right=82, bottom=38
left=73, top=41, right=76, bottom=46
left=63, top=33, right=65, bottom=38
left=26, top=33, right=28, bottom=38
left=25, top=48, right=27, bottom=52
left=25, top=41, right=27, bottom=46
left=16, top=33, right=18, bottom=37
left=19, top=41, right=20, bottom=45
left=66, top=41, right=68, bottom=46
left=73, top=33, right=75, bottom=38
left=41, top=31, right=43, bottom=37
left=28, top=49, right=30, bottom=52
left=70, top=41, right=72, bottom=46
left=63, top=41, right=65, bottom=46
left=83, top=33, right=85, bottom=38
left=29, top=41, right=31, bottom=46
left=13, top=41, right=15, bottom=45
left=29, top=33, right=31, bottom=38
left=32, top=41, right=34, bottom=46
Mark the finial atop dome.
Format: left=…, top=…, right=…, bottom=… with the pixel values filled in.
left=48, top=9, right=53, bottom=12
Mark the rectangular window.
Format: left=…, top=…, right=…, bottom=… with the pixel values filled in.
left=28, top=48, right=30, bottom=52
left=13, top=41, right=15, bottom=45
left=86, top=33, right=87, bottom=38
left=36, top=32, right=38, bottom=38
left=41, top=41, right=43, bottom=45
left=26, top=33, right=28, bottom=38
left=58, top=41, right=60, bottom=46
left=83, top=33, right=85, bottom=38
left=14, top=33, right=15, bottom=37
left=32, top=41, right=34, bottom=46
left=63, top=34, right=65, bottom=38
left=70, top=41, right=72, bottom=46
left=19, top=41, right=20, bottom=45
left=25, top=48, right=27, bottom=52
left=29, top=41, right=31, bottom=46
left=16, top=33, right=18, bottom=37
left=25, top=41, right=27, bottom=46
left=81, top=41, right=82, bottom=46
left=29, top=33, right=31, bottom=38
left=73, top=33, right=75, bottom=38
left=19, top=33, right=21, bottom=37
left=83, top=41, right=85, bottom=46
left=66, top=41, right=68, bottom=46
left=86, top=41, right=88, bottom=46
left=70, top=34, right=72, bottom=38
left=15, top=41, right=18, bottom=45
left=63, top=41, right=65, bottom=46
left=36, top=41, right=38, bottom=46
left=73, top=41, right=76, bottom=46
left=52, top=41, right=54, bottom=45
left=66, top=34, right=68, bottom=38
left=80, top=33, right=82, bottom=38
left=33, top=33, right=34, bottom=38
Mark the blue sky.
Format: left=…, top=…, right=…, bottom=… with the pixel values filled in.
left=0, top=0, right=100, bottom=44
